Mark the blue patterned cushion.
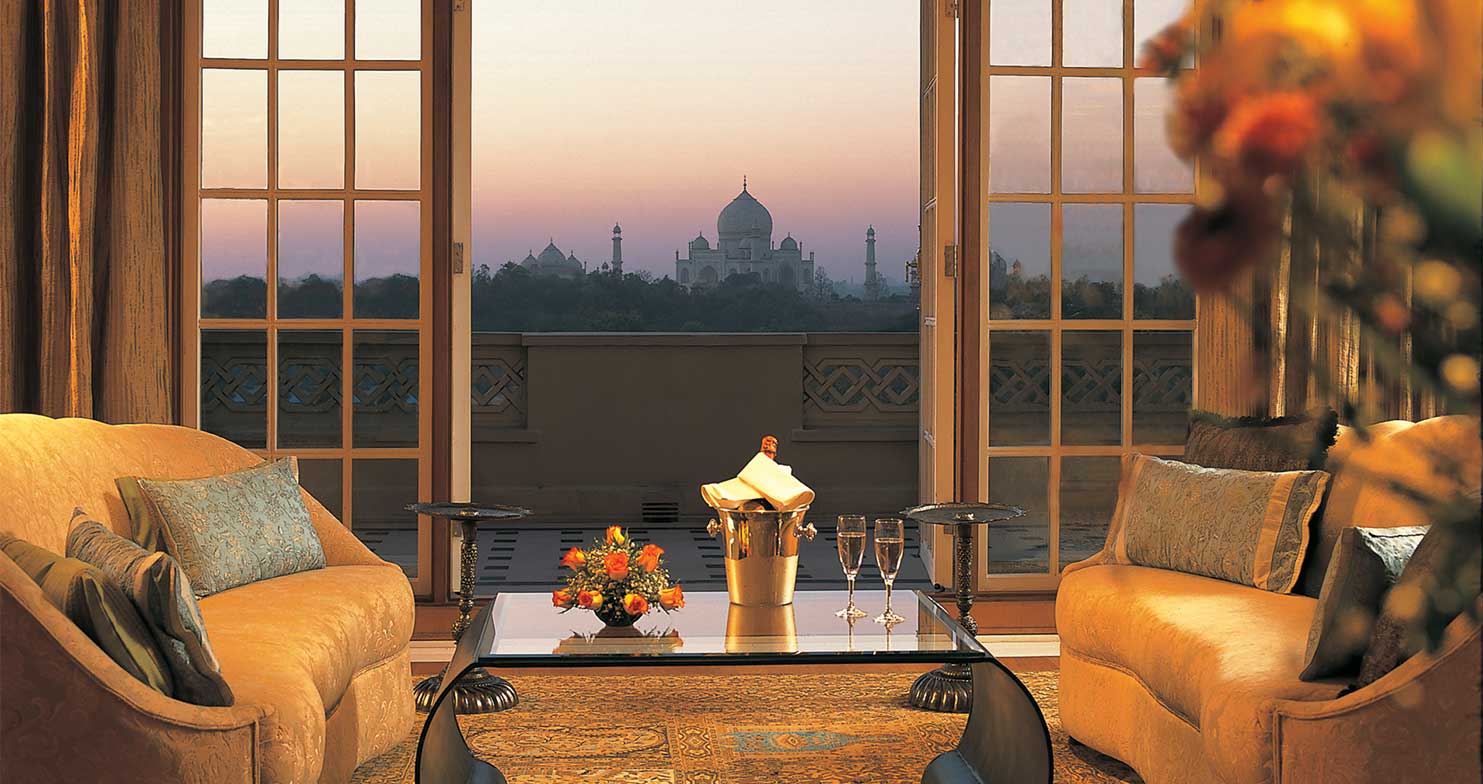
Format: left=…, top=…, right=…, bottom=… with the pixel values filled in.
left=1301, top=526, right=1428, bottom=681
left=1108, top=454, right=1330, bottom=593
left=66, top=516, right=234, bottom=706
left=129, top=458, right=325, bottom=597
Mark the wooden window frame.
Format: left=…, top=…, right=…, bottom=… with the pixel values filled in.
left=964, top=0, right=1201, bottom=591
left=179, top=0, right=445, bottom=599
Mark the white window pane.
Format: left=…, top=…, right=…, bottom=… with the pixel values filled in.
left=203, top=0, right=266, bottom=59
left=1063, top=0, right=1123, bottom=67
left=280, top=0, right=345, bottom=60
left=279, top=71, right=345, bottom=189
left=201, top=69, right=267, bottom=188
left=1134, top=77, right=1193, bottom=193
left=355, top=72, right=421, bottom=190
left=356, top=0, right=421, bottom=60
left=1062, top=77, right=1123, bottom=193
left=990, top=76, right=1051, bottom=193
left=990, top=0, right=1051, bottom=66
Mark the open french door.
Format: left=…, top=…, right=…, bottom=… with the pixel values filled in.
left=917, top=0, right=960, bottom=587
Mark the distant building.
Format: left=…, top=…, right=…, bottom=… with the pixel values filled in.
left=675, top=179, right=815, bottom=290
left=518, top=240, right=586, bottom=279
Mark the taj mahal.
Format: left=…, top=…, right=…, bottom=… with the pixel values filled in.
left=512, top=180, right=890, bottom=298
left=674, top=179, right=815, bottom=291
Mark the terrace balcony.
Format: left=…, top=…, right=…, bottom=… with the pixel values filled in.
left=203, top=329, right=1190, bottom=593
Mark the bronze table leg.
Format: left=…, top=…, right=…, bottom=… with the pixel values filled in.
left=412, top=519, right=518, bottom=714
left=909, top=521, right=977, bottom=712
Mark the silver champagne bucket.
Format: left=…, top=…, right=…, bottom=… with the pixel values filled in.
left=706, top=507, right=816, bottom=606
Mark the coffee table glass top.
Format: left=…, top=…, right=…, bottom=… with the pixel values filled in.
left=479, top=590, right=988, bottom=666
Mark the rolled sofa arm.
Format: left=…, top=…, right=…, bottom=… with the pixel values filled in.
left=0, top=556, right=267, bottom=784
left=1060, top=545, right=1113, bottom=578
left=1271, top=616, right=1482, bottom=784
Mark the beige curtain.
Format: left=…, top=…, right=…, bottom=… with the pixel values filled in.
left=1196, top=181, right=1436, bottom=422
left=0, top=0, right=177, bottom=423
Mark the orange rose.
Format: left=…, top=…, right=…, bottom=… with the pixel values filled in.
left=560, top=547, right=586, bottom=570
left=623, top=593, right=648, bottom=616
left=659, top=584, right=685, bottom=610
left=1214, top=92, right=1322, bottom=178
left=604, top=551, right=630, bottom=580
left=636, top=543, right=664, bottom=572
left=576, top=589, right=604, bottom=610
left=605, top=525, right=627, bottom=546
left=551, top=588, right=574, bottom=608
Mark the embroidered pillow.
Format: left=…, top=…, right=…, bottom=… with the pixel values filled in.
left=1107, top=454, right=1329, bottom=593
left=1300, top=526, right=1428, bottom=681
left=120, top=458, right=324, bottom=597
left=1183, top=408, right=1339, bottom=473
left=1, top=530, right=174, bottom=695
left=1356, top=507, right=1479, bottom=687
left=66, top=516, right=234, bottom=707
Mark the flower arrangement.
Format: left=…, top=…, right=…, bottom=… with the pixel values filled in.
left=552, top=525, right=684, bottom=627
left=1144, top=0, right=1481, bottom=651
left=1145, top=0, right=1481, bottom=302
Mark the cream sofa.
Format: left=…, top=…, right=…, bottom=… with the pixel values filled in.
left=1057, top=415, right=1482, bottom=784
left=0, top=415, right=416, bottom=783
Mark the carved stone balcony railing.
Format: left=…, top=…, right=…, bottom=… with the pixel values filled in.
left=200, top=330, right=1191, bottom=521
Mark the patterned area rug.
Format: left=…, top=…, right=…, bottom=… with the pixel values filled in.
left=351, top=671, right=1141, bottom=783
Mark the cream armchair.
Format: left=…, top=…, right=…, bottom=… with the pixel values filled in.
left=1055, top=416, right=1482, bottom=784
left=0, top=415, right=416, bottom=783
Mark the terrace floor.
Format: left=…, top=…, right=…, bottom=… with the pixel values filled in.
left=358, top=521, right=939, bottom=596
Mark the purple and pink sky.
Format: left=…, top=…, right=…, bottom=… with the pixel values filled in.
left=471, top=1, right=920, bottom=282
left=200, top=0, right=1193, bottom=289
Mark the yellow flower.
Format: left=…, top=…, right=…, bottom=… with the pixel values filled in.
left=576, top=589, right=604, bottom=610
left=623, top=593, right=649, bottom=616
left=604, top=551, right=630, bottom=580
left=1214, top=92, right=1322, bottom=177
left=605, top=525, right=627, bottom=546
left=659, top=584, right=685, bottom=611
left=560, top=547, right=586, bottom=570
left=551, top=589, right=574, bottom=609
left=636, top=543, right=664, bottom=573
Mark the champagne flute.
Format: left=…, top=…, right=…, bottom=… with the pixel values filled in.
left=835, top=515, right=868, bottom=618
left=873, top=518, right=906, bottom=625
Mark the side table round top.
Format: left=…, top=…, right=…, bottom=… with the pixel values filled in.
left=404, top=502, right=532, bottom=521
left=899, top=502, right=1026, bottom=527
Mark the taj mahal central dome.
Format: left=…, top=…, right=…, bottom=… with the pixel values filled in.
left=716, top=184, right=774, bottom=242
left=675, top=179, right=813, bottom=290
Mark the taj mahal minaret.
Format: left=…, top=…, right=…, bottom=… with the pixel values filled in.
left=864, top=225, right=881, bottom=301
left=610, top=223, right=623, bottom=274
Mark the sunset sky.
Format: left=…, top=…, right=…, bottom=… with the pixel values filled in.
left=471, top=1, right=920, bottom=282
left=198, top=0, right=1193, bottom=292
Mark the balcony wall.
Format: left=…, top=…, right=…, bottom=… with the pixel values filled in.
left=470, top=332, right=921, bottom=523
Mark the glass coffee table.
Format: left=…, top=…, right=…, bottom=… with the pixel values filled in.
left=415, top=590, right=1051, bottom=783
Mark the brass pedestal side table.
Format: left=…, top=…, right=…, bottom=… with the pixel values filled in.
left=407, top=502, right=531, bottom=715
left=900, top=501, right=1026, bottom=713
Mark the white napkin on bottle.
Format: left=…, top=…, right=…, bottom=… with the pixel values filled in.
left=701, top=453, right=815, bottom=511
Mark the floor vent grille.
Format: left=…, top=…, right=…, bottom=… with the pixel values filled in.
left=640, top=501, right=681, bottom=524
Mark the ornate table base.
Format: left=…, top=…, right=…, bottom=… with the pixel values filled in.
left=407, top=503, right=530, bottom=716
left=904, top=507, right=1024, bottom=714
left=413, top=667, right=518, bottom=714
left=907, top=661, right=975, bottom=712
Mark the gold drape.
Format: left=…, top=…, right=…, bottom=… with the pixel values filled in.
left=0, top=0, right=176, bottom=423
left=1196, top=182, right=1435, bottom=421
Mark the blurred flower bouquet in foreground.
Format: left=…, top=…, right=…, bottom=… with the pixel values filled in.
left=1146, top=0, right=1480, bottom=650
left=553, top=526, right=685, bottom=627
